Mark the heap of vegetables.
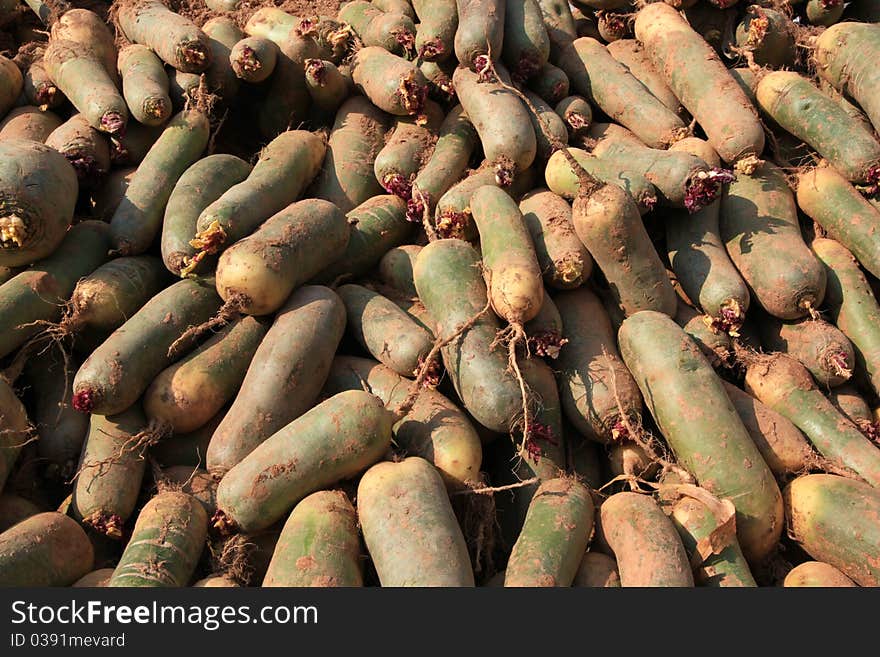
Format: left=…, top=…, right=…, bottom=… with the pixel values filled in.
left=0, top=0, right=879, bottom=589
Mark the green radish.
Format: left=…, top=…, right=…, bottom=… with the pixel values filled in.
left=358, top=456, right=474, bottom=586
left=200, top=17, right=243, bottom=99
left=65, top=255, right=170, bottom=351
left=815, top=22, right=880, bottom=140
left=569, top=169, right=676, bottom=317
left=418, top=60, right=455, bottom=106
left=817, top=79, right=874, bottom=138
left=0, top=377, right=31, bottom=494
left=323, top=355, right=482, bottom=487
left=117, top=0, right=212, bottom=73
left=805, top=0, right=844, bottom=26
left=721, top=381, right=816, bottom=480
left=728, top=66, right=757, bottom=106
left=351, top=47, right=427, bottom=118
left=262, top=490, right=362, bottom=587
left=599, top=492, right=694, bottom=587
left=337, top=284, right=433, bottom=378
left=109, top=109, right=210, bottom=256
left=22, top=55, right=65, bottom=111
left=117, top=44, right=171, bottom=126
left=230, top=37, right=278, bottom=83
left=0, top=220, right=110, bottom=360
left=72, top=278, right=222, bottom=416
left=108, top=491, right=208, bottom=587
left=255, top=32, right=318, bottom=139
left=634, top=3, right=764, bottom=165
left=168, top=68, right=200, bottom=110
left=828, top=384, right=876, bottom=431
left=23, top=345, right=88, bottom=481
left=798, top=166, right=880, bottom=277
left=71, top=405, right=153, bottom=539
left=189, top=130, right=326, bottom=268
left=314, top=195, right=413, bottom=284
left=454, top=0, right=505, bottom=69
left=44, top=113, right=111, bottom=188
left=413, top=238, right=538, bottom=435
left=206, top=286, right=345, bottom=476
left=783, top=561, right=857, bottom=588
left=43, top=38, right=127, bottom=134
left=338, top=1, right=416, bottom=57
left=0, top=54, right=22, bottom=118
left=433, top=163, right=536, bottom=239
left=0, top=494, right=43, bottom=534
left=619, top=311, right=784, bottom=563
left=745, top=353, right=880, bottom=488
left=572, top=552, right=620, bottom=588
left=556, top=37, right=687, bottom=149
left=669, top=136, right=722, bottom=169
left=470, top=185, right=544, bottom=325
left=720, top=160, right=826, bottom=320
left=407, top=105, right=478, bottom=223
left=673, top=299, right=732, bottom=367
left=555, top=288, right=642, bottom=443
left=453, top=64, right=536, bottom=183
left=519, top=187, right=595, bottom=289
left=109, top=122, right=163, bottom=167
left=215, top=390, right=393, bottom=534
left=596, top=10, right=628, bottom=42
left=784, top=473, right=880, bottom=586
left=757, top=71, right=880, bottom=186
left=0, top=106, right=63, bottom=143
left=758, top=315, right=855, bottom=388
left=666, top=196, right=750, bottom=333
left=413, top=0, right=458, bottom=61
left=524, top=291, right=566, bottom=358
left=0, top=139, right=77, bottom=268
left=590, top=125, right=729, bottom=212
left=144, top=316, right=269, bottom=434
left=244, top=7, right=300, bottom=43
left=544, top=146, right=657, bottom=214
left=522, top=88, right=569, bottom=162
left=503, top=0, right=550, bottom=81
left=528, top=62, right=569, bottom=104
left=374, top=101, right=443, bottom=199
left=150, top=408, right=224, bottom=468
left=536, top=0, right=577, bottom=44
left=607, top=441, right=658, bottom=481
left=378, top=244, right=422, bottom=297
left=304, top=58, right=350, bottom=114
left=162, top=154, right=252, bottom=276
left=215, top=199, right=350, bottom=316
left=606, top=38, right=685, bottom=118
left=734, top=6, right=796, bottom=68
left=374, top=0, right=416, bottom=20
left=0, top=512, right=93, bottom=586
left=505, top=478, right=593, bottom=587
left=156, top=467, right=217, bottom=516
left=47, top=9, right=117, bottom=81
left=310, top=97, right=390, bottom=213
left=670, top=492, right=757, bottom=587
left=520, top=355, right=568, bottom=479
left=813, top=238, right=880, bottom=399
left=555, top=95, right=591, bottom=140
